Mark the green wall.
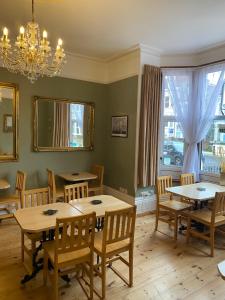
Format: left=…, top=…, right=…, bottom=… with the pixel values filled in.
left=0, top=67, right=138, bottom=197
left=0, top=67, right=108, bottom=194
left=104, top=76, right=138, bottom=196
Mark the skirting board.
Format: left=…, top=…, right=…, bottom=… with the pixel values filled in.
left=103, top=185, right=156, bottom=216
left=103, top=185, right=135, bottom=205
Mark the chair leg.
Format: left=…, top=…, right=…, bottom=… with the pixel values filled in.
left=21, top=232, right=24, bottom=262
left=186, top=217, right=191, bottom=244
left=155, top=207, right=159, bottom=231
left=54, top=267, right=59, bottom=300
left=89, top=258, right=94, bottom=300
left=43, top=252, right=48, bottom=286
left=174, top=214, right=178, bottom=241
left=128, top=248, right=133, bottom=287
left=210, top=227, right=215, bottom=257
left=101, top=257, right=106, bottom=299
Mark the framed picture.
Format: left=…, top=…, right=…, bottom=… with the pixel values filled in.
left=111, top=115, right=128, bottom=137
left=3, top=114, right=13, bottom=132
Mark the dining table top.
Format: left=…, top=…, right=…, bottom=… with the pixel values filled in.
left=69, top=194, right=132, bottom=218
left=0, top=179, right=10, bottom=190
left=14, top=202, right=82, bottom=233
left=166, top=182, right=225, bottom=201
left=58, top=172, right=97, bottom=182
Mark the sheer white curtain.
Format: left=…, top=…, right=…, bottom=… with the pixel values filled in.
left=163, top=64, right=225, bottom=180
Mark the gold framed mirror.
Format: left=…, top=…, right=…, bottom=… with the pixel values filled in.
left=0, top=82, right=19, bottom=162
left=33, top=96, right=94, bottom=152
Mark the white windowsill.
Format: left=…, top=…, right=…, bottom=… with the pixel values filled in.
left=160, top=166, right=220, bottom=184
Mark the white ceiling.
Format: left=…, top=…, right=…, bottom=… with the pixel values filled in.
left=1, top=0, right=225, bottom=59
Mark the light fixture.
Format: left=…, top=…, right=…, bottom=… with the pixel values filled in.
left=0, top=0, right=66, bottom=83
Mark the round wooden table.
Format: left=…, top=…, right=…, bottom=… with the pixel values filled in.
left=0, top=179, right=10, bottom=190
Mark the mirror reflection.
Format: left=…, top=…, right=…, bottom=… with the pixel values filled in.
left=34, top=97, right=94, bottom=151
left=0, top=83, right=18, bottom=161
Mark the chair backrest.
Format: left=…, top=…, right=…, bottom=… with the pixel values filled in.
left=180, top=173, right=194, bottom=186
left=64, top=182, right=88, bottom=203
left=102, top=206, right=136, bottom=252
left=47, top=169, right=56, bottom=202
left=54, top=212, right=96, bottom=261
left=91, top=164, right=104, bottom=186
left=21, top=187, right=50, bottom=208
left=156, top=176, right=172, bottom=201
left=211, top=192, right=225, bottom=224
left=15, top=170, right=26, bottom=194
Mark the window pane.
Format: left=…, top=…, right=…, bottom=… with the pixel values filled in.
left=70, top=104, right=84, bottom=147
left=163, top=89, right=175, bottom=116
left=162, top=122, right=184, bottom=167
left=201, top=120, right=225, bottom=174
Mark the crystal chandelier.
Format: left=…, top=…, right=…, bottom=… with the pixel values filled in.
left=0, top=0, right=66, bottom=83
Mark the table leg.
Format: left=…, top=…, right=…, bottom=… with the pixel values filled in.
left=21, top=230, right=71, bottom=284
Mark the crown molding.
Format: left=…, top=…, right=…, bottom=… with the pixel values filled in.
left=2, top=42, right=225, bottom=84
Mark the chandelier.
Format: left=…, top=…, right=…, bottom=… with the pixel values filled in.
left=0, top=0, right=66, bottom=83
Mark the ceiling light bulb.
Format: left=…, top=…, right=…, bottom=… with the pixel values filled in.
left=43, top=30, right=47, bottom=39
left=58, top=38, right=63, bottom=46
left=3, top=27, right=8, bottom=36
left=20, top=26, right=25, bottom=35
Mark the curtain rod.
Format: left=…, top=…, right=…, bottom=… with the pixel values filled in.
left=160, top=58, right=225, bottom=69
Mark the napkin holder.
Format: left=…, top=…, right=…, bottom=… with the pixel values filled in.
left=220, top=172, right=225, bottom=186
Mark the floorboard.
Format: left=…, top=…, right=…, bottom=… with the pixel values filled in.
left=0, top=215, right=225, bottom=299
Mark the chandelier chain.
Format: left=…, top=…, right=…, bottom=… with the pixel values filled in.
left=32, top=0, right=35, bottom=22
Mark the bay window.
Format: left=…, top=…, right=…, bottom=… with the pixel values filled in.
left=160, top=65, right=225, bottom=179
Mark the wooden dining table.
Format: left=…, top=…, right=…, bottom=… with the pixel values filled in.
left=166, top=182, right=225, bottom=203
left=14, top=202, right=82, bottom=233
left=69, top=194, right=132, bottom=218
left=58, top=171, right=97, bottom=183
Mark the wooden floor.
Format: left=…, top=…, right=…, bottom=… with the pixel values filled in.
left=1, top=215, right=225, bottom=300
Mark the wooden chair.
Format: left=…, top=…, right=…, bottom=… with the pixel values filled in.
left=155, top=176, right=192, bottom=240
left=47, top=169, right=64, bottom=203
left=186, top=191, right=225, bottom=257
left=88, top=164, right=104, bottom=196
left=93, top=206, right=136, bottom=299
left=43, top=212, right=96, bottom=300
left=20, top=187, right=50, bottom=272
left=180, top=173, right=195, bottom=186
left=218, top=260, right=225, bottom=280
left=179, top=173, right=195, bottom=223
left=0, top=170, right=26, bottom=219
left=64, top=182, right=88, bottom=203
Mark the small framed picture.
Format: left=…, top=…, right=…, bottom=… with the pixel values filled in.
left=111, top=115, right=128, bottom=138
left=3, top=114, right=13, bottom=132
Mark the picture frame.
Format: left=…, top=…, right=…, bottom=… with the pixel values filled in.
left=3, top=114, right=13, bottom=133
left=111, top=115, right=128, bottom=137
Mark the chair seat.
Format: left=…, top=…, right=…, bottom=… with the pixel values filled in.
left=94, top=231, right=130, bottom=255
left=0, top=194, right=19, bottom=204
left=218, top=260, right=225, bottom=280
left=185, top=209, right=225, bottom=226
left=159, top=200, right=192, bottom=212
left=43, top=240, right=90, bottom=265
